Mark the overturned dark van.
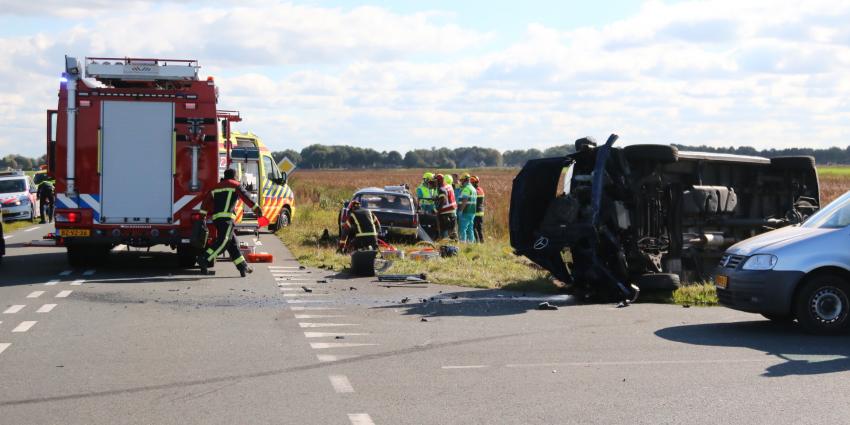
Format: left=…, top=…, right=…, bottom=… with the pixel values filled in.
left=510, top=134, right=819, bottom=302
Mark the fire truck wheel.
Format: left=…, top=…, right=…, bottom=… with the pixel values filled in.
left=176, top=244, right=197, bottom=268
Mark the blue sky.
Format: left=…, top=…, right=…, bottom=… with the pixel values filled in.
left=1, top=0, right=850, bottom=157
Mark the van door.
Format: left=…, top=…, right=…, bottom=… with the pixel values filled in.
left=261, top=154, right=284, bottom=223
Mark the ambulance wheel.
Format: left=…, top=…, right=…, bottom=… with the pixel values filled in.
left=177, top=244, right=197, bottom=268
left=269, top=208, right=290, bottom=232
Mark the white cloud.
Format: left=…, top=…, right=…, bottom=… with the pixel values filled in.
left=4, top=0, right=850, bottom=158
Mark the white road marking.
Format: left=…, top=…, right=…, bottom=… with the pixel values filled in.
left=44, top=280, right=60, bottom=286
left=329, top=375, right=355, bottom=393
left=12, top=321, right=37, bottom=333
left=37, top=304, right=57, bottom=313
left=279, top=287, right=299, bottom=292
left=504, top=359, right=774, bottom=368
left=286, top=299, right=332, bottom=304
left=294, top=314, right=345, bottom=319
left=255, top=241, right=263, bottom=246
left=282, top=293, right=319, bottom=297
left=289, top=306, right=340, bottom=311
left=304, top=332, right=368, bottom=338
left=299, top=323, right=358, bottom=328
left=112, top=244, right=128, bottom=251
left=442, top=365, right=489, bottom=369
left=310, top=342, right=377, bottom=349
left=3, top=305, right=25, bottom=314
left=0, top=343, right=10, bottom=355
left=317, top=354, right=358, bottom=362
left=56, top=290, right=73, bottom=298
left=268, top=265, right=299, bottom=269
left=24, top=226, right=41, bottom=232
left=278, top=282, right=308, bottom=287
left=59, top=270, right=72, bottom=276
left=27, top=291, right=45, bottom=298
left=70, top=279, right=85, bottom=286
left=2, top=235, right=11, bottom=240
left=348, top=413, right=375, bottom=425
left=83, top=269, right=96, bottom=276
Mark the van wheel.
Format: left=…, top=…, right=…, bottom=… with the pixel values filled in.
left=636, top=273, right=680, bottom=291
left=794, top=274, right=850, bottom=335
left=270, top=208, right=290, bottom=232
left=623, top=145, right=678, bottom=163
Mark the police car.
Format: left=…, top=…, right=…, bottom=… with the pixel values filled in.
left=0, top=170, right=39, bottom=222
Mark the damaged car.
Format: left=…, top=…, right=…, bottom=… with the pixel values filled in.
left=510, top=134, right=820, bottom=302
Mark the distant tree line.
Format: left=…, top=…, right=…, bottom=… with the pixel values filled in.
left=7, top=143, right=850, bottom=172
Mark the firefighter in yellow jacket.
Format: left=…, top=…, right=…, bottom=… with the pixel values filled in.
left=198, top=169, right=262, bottom=277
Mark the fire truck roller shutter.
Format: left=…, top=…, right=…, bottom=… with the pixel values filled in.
left=100, top=101, right=175, bottom=224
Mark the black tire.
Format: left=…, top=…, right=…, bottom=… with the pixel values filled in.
left=623, top=144, right=678, bottom=163
left=762, top=313, right=794, bottom=323
left=770, top=156, right=815, bottom=171
left=270, top=208, right=291, bottom=232
left=176, top=244, right=197, bottom=268
left=351, top=250, right=378, bottom=277
left=794, top=274, right=850, bottom=335
left=636, top=273, right=681, bottom=291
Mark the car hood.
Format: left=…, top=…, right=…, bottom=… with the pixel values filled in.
left=0, top=191, right=27, bottom=204
left=726, top=225, right=835, bottom=256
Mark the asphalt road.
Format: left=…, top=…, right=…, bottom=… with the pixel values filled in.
left=2, top=224, right=850, bottom=424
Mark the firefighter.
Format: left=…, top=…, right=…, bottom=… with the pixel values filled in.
left=343, top=200, right=380, bottom=252
left=457, top=173, right=477, bottom=243
left=435, top=174, right=458, bottom=240
left=37, top=177, right=55, bottom=224
left=471, top=176, right=485, bottom=243
left=197, top=168, right=262, bottom=277
left=416, top=172, right=436, bottom=213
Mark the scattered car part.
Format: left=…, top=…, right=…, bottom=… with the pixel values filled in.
left=377, top=273, right=429, bottom=283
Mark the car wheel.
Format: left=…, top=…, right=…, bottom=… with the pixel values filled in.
left=794, top=274, right=850, bottom=335
left=761, top=313, right=794, bottom=323
left=623, top=144, right=679, bottom=163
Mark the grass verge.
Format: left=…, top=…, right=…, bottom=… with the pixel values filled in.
left=2, top=219, right=38, bottom=235
left=672, top=283, right=718, bottom=306
left=275, top=205, right=556, bottom=291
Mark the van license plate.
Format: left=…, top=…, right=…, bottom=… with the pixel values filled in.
left=715, top=275, right=728, bottom=289
left=59, top=229, right=90, bottom=237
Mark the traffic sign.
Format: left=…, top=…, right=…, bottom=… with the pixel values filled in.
left=278, top=157, right=297, bottom=175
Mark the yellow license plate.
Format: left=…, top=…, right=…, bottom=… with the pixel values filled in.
left=59, top=229, right=90, bottom=237
left=715, top=275, right=728, bottom=289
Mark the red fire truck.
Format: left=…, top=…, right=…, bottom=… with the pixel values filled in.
left=46, top=56, right=243, bottom=267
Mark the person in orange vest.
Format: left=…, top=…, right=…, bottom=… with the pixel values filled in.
left=434, top=174, right=458, bottom=240
left=471, top=175, right=485, bottom=243
left=198, top=168, right=262, bottom=277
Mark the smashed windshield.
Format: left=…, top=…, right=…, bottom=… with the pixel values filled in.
left=0, top=178, right=25, bottom=194
left=802, top=191, right=850, bottom=229
left=358, top=193, right=412, bottom=211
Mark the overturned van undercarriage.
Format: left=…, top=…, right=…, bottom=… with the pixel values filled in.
left=510, top=134, right=820, bottom=302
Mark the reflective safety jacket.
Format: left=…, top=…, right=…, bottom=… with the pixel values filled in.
left=200, top=178, right=257, bottom=220
left=475, top=186, right=485, bottom=217
left=459, top=183, right=477, bottom=215
left=348, top=209, right=379, bottom=237
left=437, top=184, right=457, bottom=215
left=416, top=183, right=436, bottom=212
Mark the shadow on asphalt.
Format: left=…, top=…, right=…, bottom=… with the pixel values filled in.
left=370, top=288, right=577, bottom=318
left=655, top=321, right=850, bottom=377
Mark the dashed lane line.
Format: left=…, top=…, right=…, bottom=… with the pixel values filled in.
left=44, top=280, right=59, bottom=286
left=70, top=279, right=85, bottom=286
left=26, top=291, right=45, bottom=299
left=286, top=299, right=333, bottom=304
left=329, top=375, right=355, bottom=393
left=310, top=342, right=377, bottom=349
left=289, top=306, right=340, bottom=311
left=299, top=323, right=358, bottom=328
left=2, top=235, right=11, bottom=240
left=3, top=305, right=25, bottom=314
left=37, top=304, right=57, bottom=313
left=442, top=365, right=489, bottom=370
left=317, top=354, right=358, bottom=363
left=55, top=290, right=73, bottom=298
left=0, top=343, right=9, bottom=355
left=12, top=321, right=37, bottom=333
left=348, top=413, right=376, bottom=425
left=24, top=226, right=41, bottom=232
left=59, top=270, right=72, bottom=277
left=294, top=314, right=345, bottom=319
left=282, top=293, right=322, bottom=297
left=304, top=332, right=368, bottom=338
left=82, top=269, right=96, bottom=276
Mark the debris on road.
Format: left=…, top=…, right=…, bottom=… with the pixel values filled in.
left=302, top=286, right=313, bottom=293
left=537, top=302, right=558, bottom=311
left=349, top=287, right=358, bottom=291
left=420, top=317, right=428, bottom=322
left=377, top=273, right=429, bottom=283
left=401, top=297, right=410, bottom=304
